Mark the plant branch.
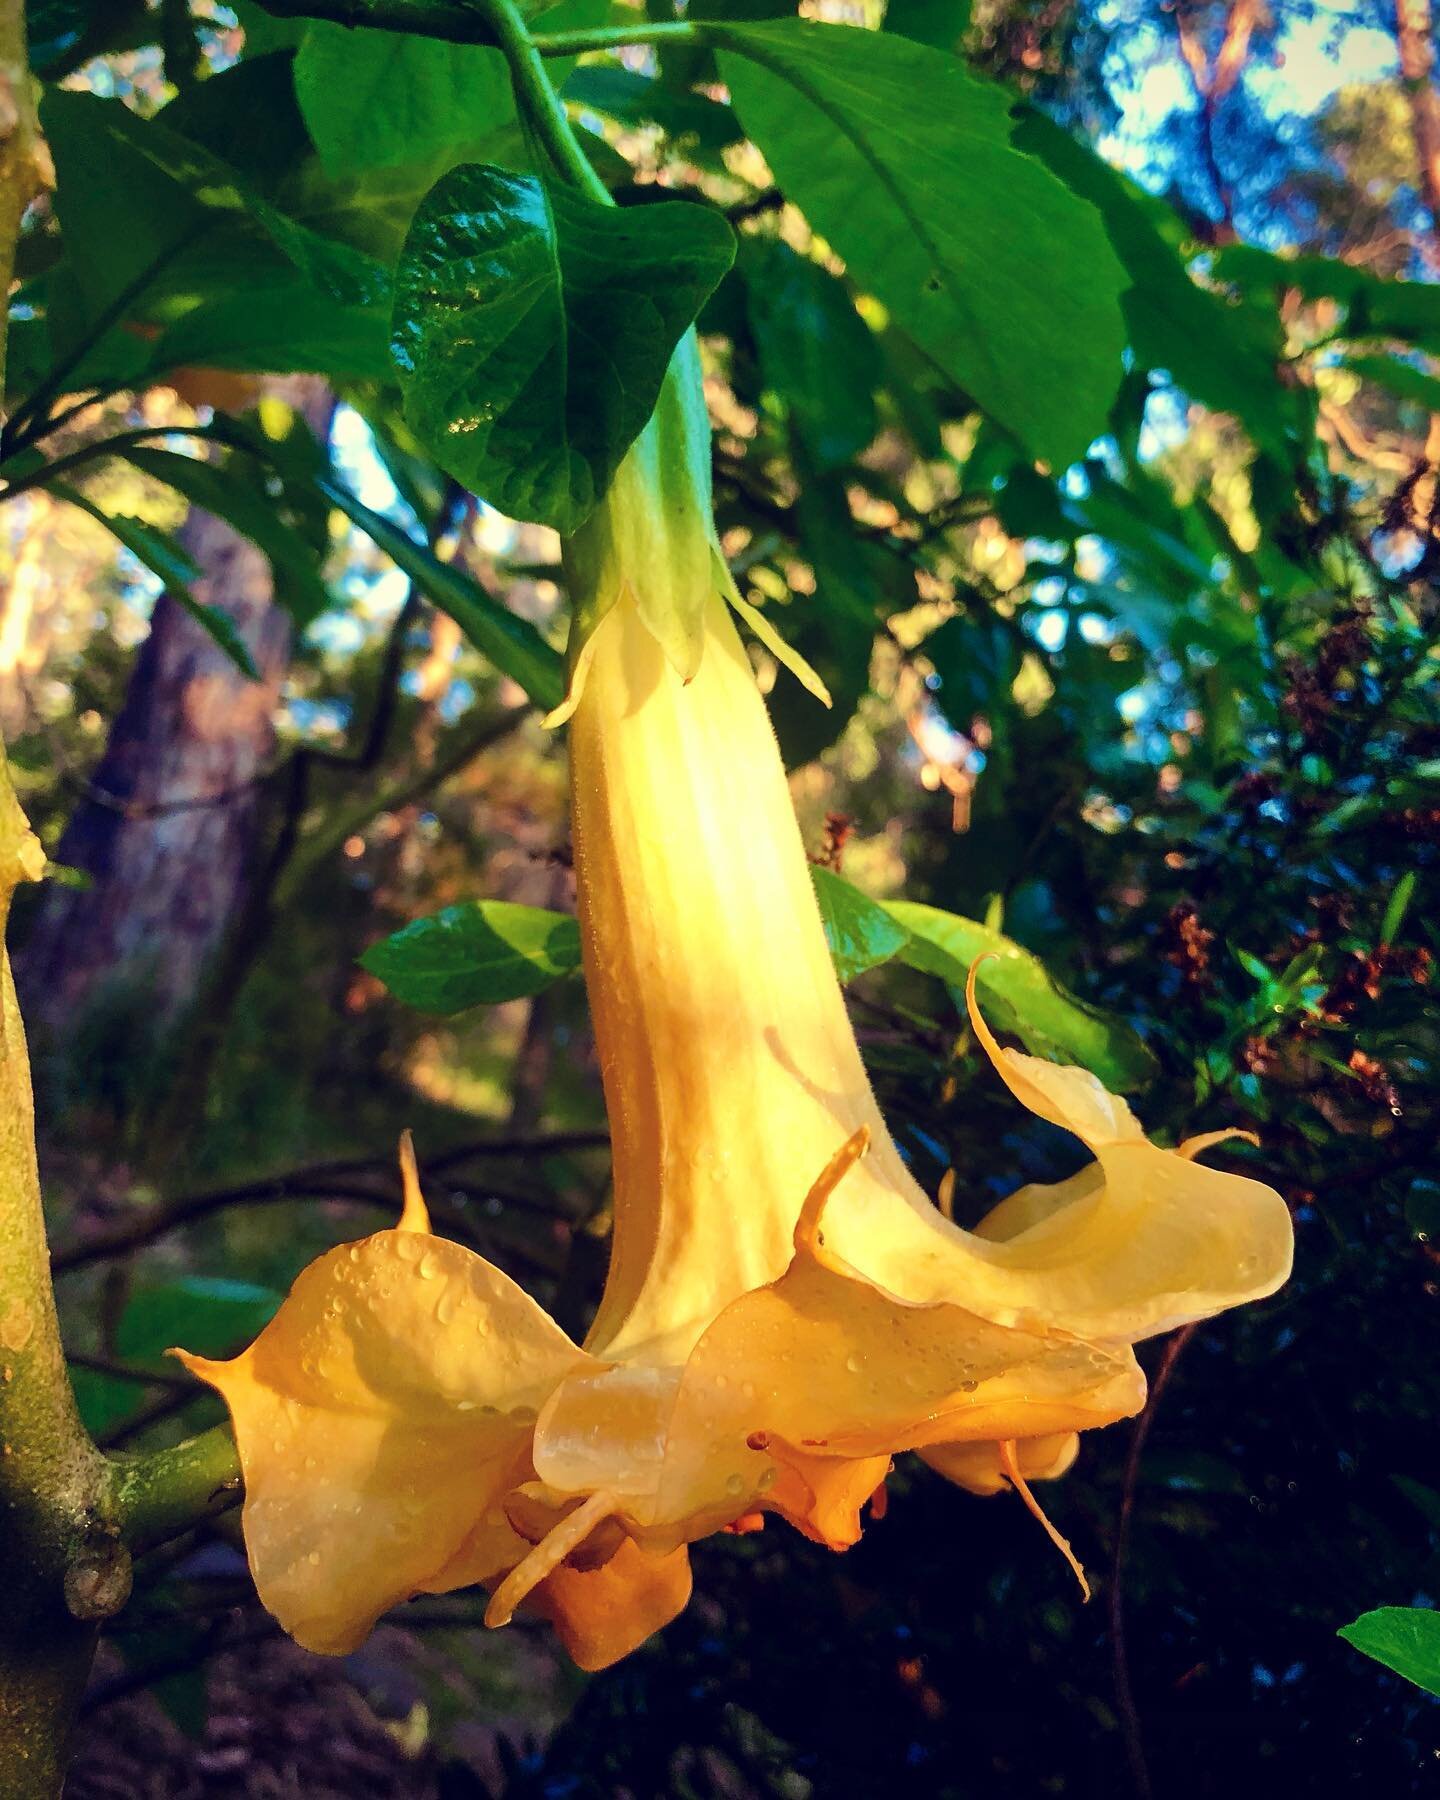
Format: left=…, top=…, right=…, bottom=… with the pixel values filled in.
left=529, top=20, right=698, bottom=55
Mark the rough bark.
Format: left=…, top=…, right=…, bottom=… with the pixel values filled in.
left=16, top=380, right=335, bottom=1040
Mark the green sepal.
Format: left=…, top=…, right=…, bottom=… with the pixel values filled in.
left=551, top=331, right=716, bottom=720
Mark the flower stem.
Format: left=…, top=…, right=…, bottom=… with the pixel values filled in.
left=463, top=0, right=613, bottom=204
left=110, top=1426, right=242, bottom=1554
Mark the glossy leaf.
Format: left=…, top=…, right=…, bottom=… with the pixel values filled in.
left=317, top=475, right=565, bottom=712
left=714, top=20, right=1126, bottom=469
left=391, top=165, right=735, bottom=531
left=810, top=865, right=911, bottom=983
left=361, top=901, right=582, bottom=1013
left=1338, top=1607, right=1440, bottom=1698
left=883, top=898, right=1157, bottom=1090
left=884, top=0, right=971, bottom=49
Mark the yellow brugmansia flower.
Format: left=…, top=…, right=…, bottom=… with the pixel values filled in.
left=178, top=344, right=1292, bottom=1670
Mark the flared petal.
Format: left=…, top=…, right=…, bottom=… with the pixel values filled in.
left=529, top=1538, right=694, bottom=1671
left=920, top=1432, right=1080, bottom=1497
left=642, top=1136, right=1147, bottom=1543
left=176, top=1226, right=595, bottom=1654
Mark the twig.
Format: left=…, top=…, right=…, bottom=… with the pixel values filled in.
left=1109, top=1322, right=1199, bottom=1800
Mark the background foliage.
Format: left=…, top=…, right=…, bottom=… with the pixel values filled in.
left=2, top=0, right=1437, bottom=1793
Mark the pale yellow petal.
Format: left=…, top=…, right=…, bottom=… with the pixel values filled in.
left=920, top=1432, right=1080, bottom=1497
left=965, top=965, right=1144, bottom=1148
left=972, top=1167, right=1103, bottom=1244
left=176, top=1229, right=593, bottom=1654
left=649, top=1242, right=1145, bottom=1539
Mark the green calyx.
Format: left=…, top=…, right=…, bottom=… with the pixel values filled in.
left=549, top=332, right=829, bottom=725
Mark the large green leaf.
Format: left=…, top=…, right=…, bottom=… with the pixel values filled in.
left=50, top=483, right=260, bottom=680
left=1338, top=1607, right=1440, bottom=1698
left=294, top=26, right=514, bottom=177
left=361, top=901, right=583, bottom=1012
left=120, top=447, right=333, bottom=629
left=317, top=475, right=565, bottom=711
left=713, top=20, right=1126, bottom=469
left=883, top=897, right=1157, bottom=1090
left=1012, top=111, right=1295, bottom=457
left=810, top=865, right=911, bottom=983
left=391, top=166, right=735, bottom=531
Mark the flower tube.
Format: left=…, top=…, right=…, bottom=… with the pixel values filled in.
left=180, top=344, right=1292, bottom=1667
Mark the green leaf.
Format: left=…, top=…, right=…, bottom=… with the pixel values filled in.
left=150, top=279, right=393, bottom=381
left=391, top=165, right=735, bottom=532
left=361, top=901, right=583, bottom=1013
left=1338, top=1607, right=1440, bottom=1698
left=1341, top=353, right=1440, bottom=415
left=714, top=21, right=1126, bottom=469
left=742, top=237, right=880, bottom=469
left=317, top=475, right=565, bottom=712
left=71, top=1276, right=280, bottom=1439
left=810, top=865, right=911, bottom=983
left=1218, top=247, right=1440, bottom=356
left=49, top=482, right=261, bottom=680
left=120, top=447, right=333, bottom=629
left=294, top=25, right=514, bottom=177
left=563, top=65, right=743, bottom=154
left=1012, top=111, right=1295, bottom=457
left=883, top=0, right=971, bottom=49
left=883, top=898, right=1157, bottom=1090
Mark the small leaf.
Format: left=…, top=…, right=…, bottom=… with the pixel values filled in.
left=391, top=165, right=735, bottom=531
left=361, top=901, right=583, bottom=1013
left=317, top=475, right=564, bottom=711
left=810, top=866, right=911, bottom=983
left=742, top=237, right=880, bottom=469
left=1338, top=1607, right=1440, bottom=1698
left=715, top=21, right=1126, bottom=469
left=50, top=483, right=260, bottom=680
left=1341, top=353, right=1440, bottom=416
left=121, top=447, right=333, bottom=629
left=883, top=898, right=1157, bottom=1090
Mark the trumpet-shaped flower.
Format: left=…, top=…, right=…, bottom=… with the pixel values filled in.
left=179, top=350, right=1292, bottom=1668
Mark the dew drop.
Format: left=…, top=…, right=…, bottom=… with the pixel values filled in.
left=725, top=1473, right=746, bottom=1497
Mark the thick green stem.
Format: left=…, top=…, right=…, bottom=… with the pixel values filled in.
left=468, top=0, right=613, bottom=203
left=529, top=21, right=698, bottom=56
left=110, top=1427, right=241, bottom=1554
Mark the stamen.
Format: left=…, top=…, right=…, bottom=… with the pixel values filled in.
left=936, top=1168, right=957, bottom=1222
left=484, top=1489, right=617, bottom=1628
left=396, top=1130, right=431, bottom=1234
left=1176, top=1127, right=1260, bottom=1162
left=793, top=1127, right=871, bottom=1255
left=998, top=1439, right=1090, bottom=1602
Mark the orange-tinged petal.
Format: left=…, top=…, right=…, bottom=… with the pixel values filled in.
left=528, top=1538, right=693, bottom=1671
left=176, top=1227, right=594, bottom=1654
left=761, top=1447, right=892, bottom=1549
left=920, top=1432, right=1080, bottom=1497
left=646, top=1142, right=1147, bottom=1541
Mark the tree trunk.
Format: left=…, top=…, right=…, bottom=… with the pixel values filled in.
left=1395, top=0, right=1440, bottom=272
left=16, top=380, right=335, bottom=1042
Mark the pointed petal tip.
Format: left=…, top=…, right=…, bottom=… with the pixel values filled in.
left=396, top=1129, right=431, bottom=1233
